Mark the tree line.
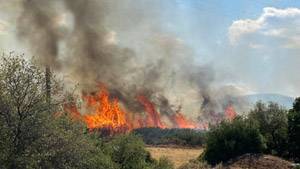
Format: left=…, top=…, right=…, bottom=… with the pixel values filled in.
left=133, top=127, right=205, bottom=147
left=201, top=99, right=300, bottom=165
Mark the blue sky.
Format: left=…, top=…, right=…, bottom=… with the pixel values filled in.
left=154, top=0, right=300, bottom=96
left=161, top=0, right=300, bottom=58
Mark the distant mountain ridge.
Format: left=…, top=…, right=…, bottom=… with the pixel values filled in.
left=240, top=93, right=294, bottom=109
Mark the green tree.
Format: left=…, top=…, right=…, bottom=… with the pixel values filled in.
left=105, top=134, right=155, bottom=169
left=0, top=54, right=50, bottom=168
left=0, top=54, right=115, bottom=169
left=202, top=117, right=266, bottom=165
left=248, top=101, right=288, bottom=156
left=288, top=97, right=300, bottom=162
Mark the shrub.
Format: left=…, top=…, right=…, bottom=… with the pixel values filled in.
left=248, top=102, right=288, bottom=156
left=104, top=134, right=155, bottom=169
left=202, top=117, right=266, bottom=165
left=288, top=97, right=300, bottom=162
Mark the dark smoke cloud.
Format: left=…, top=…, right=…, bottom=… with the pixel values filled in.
left=63, top=0, right=134, bottom=87
left=17, top=0, right=62, bottom=68
left=17, top=0, right=246, bottom=122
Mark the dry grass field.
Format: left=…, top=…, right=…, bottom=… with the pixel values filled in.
left=146, top=146, right=203, bottom=168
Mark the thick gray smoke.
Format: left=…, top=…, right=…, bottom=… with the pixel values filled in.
left=17, top=0, right=62, bottom=68
left=17, top=0, right=245, bottom=122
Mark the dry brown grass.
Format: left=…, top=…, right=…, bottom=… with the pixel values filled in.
left=146, top=146, right=203, bottom=168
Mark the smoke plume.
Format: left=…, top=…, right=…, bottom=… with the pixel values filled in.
left=17, top=0, right=244, bottom=122
left=17, top=0, right=63, bottom=68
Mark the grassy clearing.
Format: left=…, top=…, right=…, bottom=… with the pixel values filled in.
left=146, top=146, right=203, bottom=168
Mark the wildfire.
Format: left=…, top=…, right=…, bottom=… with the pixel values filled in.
left=137, top=95, right=165, bottom=128
left=172, top=112, right=197, bottom=129
left=224, top=104, right=237, bottom=121
left=64, top=86, right=129, bottom=133
left=63, top=84, right=215, bottom=134
left=82, top=87, right=129, bottom=131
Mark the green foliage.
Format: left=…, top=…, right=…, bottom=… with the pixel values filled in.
left=201, top=99, right=300, bottom=164
left=0, top=54, right=49, bottom=168
left=102, top=134, right=176, bottom=169
left=133, top=127, right=205, bottom=147
left=248, top=102, right=288, bottom=156
left=0, top=53, right=175, bottom=169
left=202, top=117, right=266, bottom=165
left=0, top=54, right=115, bottom=169
left=29, top=114, right=117, bottom=169
left=288, top=97, right=300, bottom=162
left=104, top=134, right=156, bottom=169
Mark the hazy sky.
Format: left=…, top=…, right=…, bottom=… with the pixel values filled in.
left=1, top=0, right=300, bottom=97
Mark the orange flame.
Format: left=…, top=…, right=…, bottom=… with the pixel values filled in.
left=225, top=104, right=237, bottom=121
left=137, top=95, right=166, bottom=128
left=172, top=112, right=197, bottom=129
left=82, top=87, right=129, bottom=130
left=64, top=86, right=129, bottom=133
left=64, top=85, right=210, bottom=134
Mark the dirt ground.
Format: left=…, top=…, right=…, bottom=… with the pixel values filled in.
left=146, top=146, right=203, bottom=168
left=223, top=154, right=295, bottom=169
